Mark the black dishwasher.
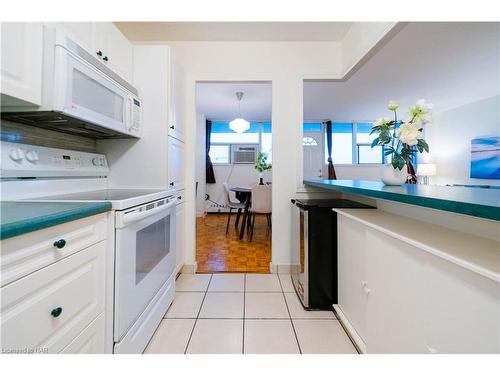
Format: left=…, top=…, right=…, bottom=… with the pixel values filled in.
left=290, top=199, right=374, bottom=310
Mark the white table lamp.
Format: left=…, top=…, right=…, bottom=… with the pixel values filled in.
left=417, top=163, right=437, bottom=185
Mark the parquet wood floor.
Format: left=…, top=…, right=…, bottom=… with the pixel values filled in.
left=196, top=213, right=271, bottom=273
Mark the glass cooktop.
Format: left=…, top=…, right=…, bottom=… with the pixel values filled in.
left=31, top=189, right=170, bottom=202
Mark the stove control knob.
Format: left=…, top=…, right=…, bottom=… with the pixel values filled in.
left=9, top=148, right=25, bottom=162
left=92, top=157, right=100, bottom=166
left=26, top=150, right=39, bottom=163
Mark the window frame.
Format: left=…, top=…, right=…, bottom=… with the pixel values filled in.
left=209, top=122, right=272, bottom=165
left=313, top=121, right=389, bottom=166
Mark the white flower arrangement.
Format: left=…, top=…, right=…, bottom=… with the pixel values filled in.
left=370, top=99, right=432, bottom=171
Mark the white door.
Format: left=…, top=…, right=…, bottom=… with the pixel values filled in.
left=1, top=22, right=43, bottom=106
left=114, top=200, right=176, bottom=341
left=303, top=131, right=324, bottom=180
left=168, top=136, right=186, bottom=191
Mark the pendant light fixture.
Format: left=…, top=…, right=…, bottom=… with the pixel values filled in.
left=229, top=91, right=250, bottom=133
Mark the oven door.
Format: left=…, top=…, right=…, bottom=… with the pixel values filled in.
left=53, top=45, right=140, bottom=138
left=114, top=198, right=176, bottom=341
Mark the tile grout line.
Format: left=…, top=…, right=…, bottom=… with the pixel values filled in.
left=183, top=274, right=213, bottom=354
left=242, top=273, right=246, bottom=354
left=278, top=273, right=302, bottom=354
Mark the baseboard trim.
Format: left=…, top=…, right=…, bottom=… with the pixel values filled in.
left=181, top=262, right=197, bottom=274
left=269, top=263, right=293, bottom=274
left=332, top=304, right=367, bottom=354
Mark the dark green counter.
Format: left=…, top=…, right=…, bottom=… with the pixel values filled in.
left=0, top=201, right=112, bottom=240
left=303, top=179, right=500, bottom=222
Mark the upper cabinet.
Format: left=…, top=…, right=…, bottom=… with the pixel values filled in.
left=168, top=61, right=186, bottom=142
left=57, top=22, right=95, bottom=53
left=1, top=22, right=134, bottom=108
left=61, top=22, right=133, bottom=82
left=1, top=23, right=43, bottom=106
left=93, top=23, right=133, bottom=82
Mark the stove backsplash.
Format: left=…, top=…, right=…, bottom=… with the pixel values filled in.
left=1, top=120, right=96, bottom=153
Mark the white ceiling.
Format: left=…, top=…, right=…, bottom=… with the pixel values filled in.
left=196, top=82, right=272, bottom=121
left=304, top=22, right=500, bottom=122
left=115, top=22, right=352, bottom=42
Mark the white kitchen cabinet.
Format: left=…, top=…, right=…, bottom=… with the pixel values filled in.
left=422, top=252, right=500, bottom=354
left=168, top=61, right=186, bottom=142
left=168, top=135, right=186, bottom=191
left=56, top=22, right=95, bottom=53
left=175, top=196, right=186, bottom=273
left=93, top=23, right=133, bottom=82
left=1, top=22, right=43, bottom=106
left=1, top=241, right=105, bottom=353
left=334, top=208, right=500, bottom=354
left=364, top=229, right=427, bottom=353
left=337, top=215, right=367, bottom=347
left=1, top=213, right=107, bottom=286
left=60, top=313, right=105, bottom=354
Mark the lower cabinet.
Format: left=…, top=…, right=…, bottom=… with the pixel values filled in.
left=336, top=210, right=500, bottom=354
left=0, top=214, right=107, bottom=354
left=61, top=313, right=105, bottom=354
left=337, top=215, right=367, bottom=345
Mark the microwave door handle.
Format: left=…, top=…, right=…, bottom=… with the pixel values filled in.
left=120, top=200, right=176, bottom=226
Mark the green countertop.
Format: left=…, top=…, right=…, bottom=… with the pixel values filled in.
left=303, top=179, right=500, bottom=222
left=0, top=201, right=112, bottom=240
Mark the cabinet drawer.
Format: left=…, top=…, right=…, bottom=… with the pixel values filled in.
left=1, top=241, right=105, bottom=354
left=1, top=213, right=107, bottom=286
left=60, top=313, right=105, bottom=354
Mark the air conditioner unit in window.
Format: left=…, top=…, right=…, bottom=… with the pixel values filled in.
left=231, top=144, right=259, bottom=164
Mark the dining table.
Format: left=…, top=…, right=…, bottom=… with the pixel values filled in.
left=230, top=186, right=252, bottom=240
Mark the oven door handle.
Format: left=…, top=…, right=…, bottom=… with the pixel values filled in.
left=117, top=201, right=176, bottom=227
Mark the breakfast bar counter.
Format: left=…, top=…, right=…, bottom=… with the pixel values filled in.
left=303, top=179, right=500, bottom=222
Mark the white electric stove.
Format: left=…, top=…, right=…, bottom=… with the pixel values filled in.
left=1, top=141, right=177, bottom=354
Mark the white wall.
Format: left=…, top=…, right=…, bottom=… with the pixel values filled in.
left=205, top=165, right=272, bottom=212
left=195, top=112, right=206, bottom=216
left=333, top=165, right=380, bottom=180
left=429, top=96, right=500, bottom=186
left=168, top=40, right=345, bottom=269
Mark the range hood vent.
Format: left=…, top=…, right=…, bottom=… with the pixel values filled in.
left=1, top=111, right=135, bottom=139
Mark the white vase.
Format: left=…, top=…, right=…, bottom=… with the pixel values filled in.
left=381, top=164, right=407, bottom=185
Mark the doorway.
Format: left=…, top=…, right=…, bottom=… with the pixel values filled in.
left=195, top=81, right=273, bottom=273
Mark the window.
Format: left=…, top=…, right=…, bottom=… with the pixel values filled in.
left=261, top=122, right=272, bottom=163
left=356, top=123, right=384, bottom=164
left=304, top=122, right=385, bottom=165
left=210, top=121, right=272, bottom=164
left=324, top=123, right=354, bottom=164
left=209, top=145, right=230, bottom=164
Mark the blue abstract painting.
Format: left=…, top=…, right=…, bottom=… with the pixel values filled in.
left=470, top=136, right=500, bottom=179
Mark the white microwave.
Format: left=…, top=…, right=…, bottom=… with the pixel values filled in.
left=1, top=26, right=142, bottom=139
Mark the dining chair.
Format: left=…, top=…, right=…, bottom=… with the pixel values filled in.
left=222, top=182, right=245, bottom=235
left=248, top=184, right=272, bottom=241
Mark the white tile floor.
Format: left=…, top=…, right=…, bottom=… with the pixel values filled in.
left=144, top=273, right=358, bottom=354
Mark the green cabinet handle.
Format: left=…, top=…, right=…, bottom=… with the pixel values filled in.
left=51, top=307, right=63, bottom=318
left=53, top=239, right=66, bottom=249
